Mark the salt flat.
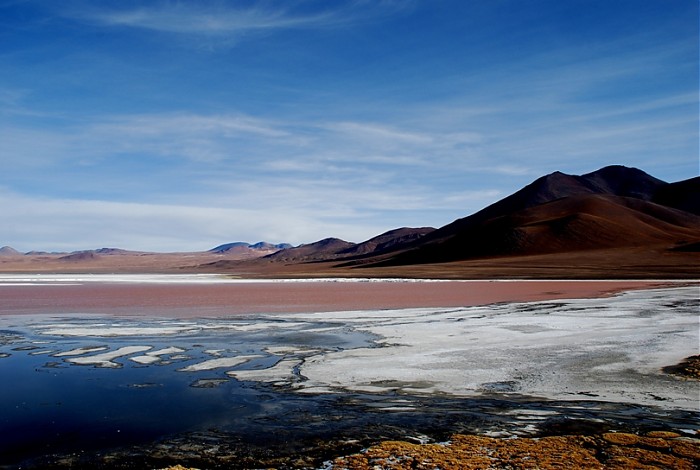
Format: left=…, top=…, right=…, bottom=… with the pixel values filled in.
left=287, top=286, right=698, bottom=408
left=0, top=275, right=667, bottom=317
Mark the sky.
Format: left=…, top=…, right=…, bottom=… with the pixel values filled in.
left=1, top=0, right=698, bottom=252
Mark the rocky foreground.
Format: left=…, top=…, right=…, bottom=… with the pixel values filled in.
left=159, top=430, right=699, bottom=469
left=329, top=431, right=700, bottom=470
left=327, top=357, right=700, bottom=470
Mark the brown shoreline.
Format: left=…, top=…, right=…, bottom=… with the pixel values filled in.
left=0, top=279, right=674, bottom=317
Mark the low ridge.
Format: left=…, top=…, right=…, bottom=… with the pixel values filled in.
left=264, top=238, right=355, bottom=263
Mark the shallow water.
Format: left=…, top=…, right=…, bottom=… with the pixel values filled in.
left=0, top=286, right=698, bottom=469
left=0, top=315, right=381, bottom=467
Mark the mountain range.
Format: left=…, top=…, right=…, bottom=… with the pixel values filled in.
left=2, top=166, right=698, bottom=278
left=227, top=165, right=698, bottom=269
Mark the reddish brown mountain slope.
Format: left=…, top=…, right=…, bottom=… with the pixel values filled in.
left=380, top=195, right=698, bottom=265
left=416, top=166, right=670, bottom=246
left=255, top=228, right=436, bottom=264
left=337, top=227, right=435, bottom=257
left=367, top=166, right=700, bottom=266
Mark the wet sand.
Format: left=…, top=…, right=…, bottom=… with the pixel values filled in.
left=0, top=279, right=669, bottom=317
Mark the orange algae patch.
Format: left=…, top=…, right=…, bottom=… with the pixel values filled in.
left=671, top=440, right=700, bottom=460
left=331, top=432, right=700, bottom=470
left=646, top=431, right=681, bottom=439
left=603, top=433, right=640, bottom=445
left=604, top=446, right=693, bottom=470
left=332, top=435, right=602, bottom=470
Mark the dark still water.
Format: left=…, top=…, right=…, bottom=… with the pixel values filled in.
left=2, top=346, right=272, bottom=457
left=0, top=314, right=398, bottom=468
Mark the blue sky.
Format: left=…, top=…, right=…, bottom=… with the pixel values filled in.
left=1, top=0, right=697, bottom=252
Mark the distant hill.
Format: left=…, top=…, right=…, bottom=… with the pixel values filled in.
left=0, top=246, right=21, bottom=257
left=260, top=228, right=437, bottom=264
left=250, top=241, right=294, bottom=250
left=59, top=251, right=102, bottom=262
left=264, top=238, right=355, bottom=263
left=94, top=248, right=133, bottom=255
left=338, top=227, right=436, bottom=257
left=55, top=248, right=140, bottom=262
left=209, top=242, right=251, bottom=253
left=209, top=241, right=291, bottom=257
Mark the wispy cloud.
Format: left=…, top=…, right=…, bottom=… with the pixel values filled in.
left=98, top=113, right=290, bottom=138
left=64, top=1, right=413, bottom=45
left=0, top=180, right=459, bottom=252
left=326, top=121, right=433, bottom=146
left=88, top=113, right=294, bottom=163
left=0, top=107, right=504, bottom=250
left=82, top=4, right=331, bottom=35
left=2, top=110, right=487, bottom=176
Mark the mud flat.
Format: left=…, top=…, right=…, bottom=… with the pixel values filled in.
left=0, top=274, right=672, bottom=316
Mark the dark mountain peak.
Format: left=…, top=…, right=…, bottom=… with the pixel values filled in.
left=425, top=166, right=678, bottom=244
left=307, top=237, right=350, bottom=247
left=304, top=238, right=354, bottom=250
left=523, top=165, right=665, bottom=204
left=582, top=165, right=654, bottom=180
left=580, top=165, right=666, bottom=200
left=526, top=171, right=594, bottom=202
left=429, top=170, right=592, bottom=240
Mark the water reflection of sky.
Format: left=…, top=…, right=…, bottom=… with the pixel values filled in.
left=0, top=315, right=377, bottom=465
